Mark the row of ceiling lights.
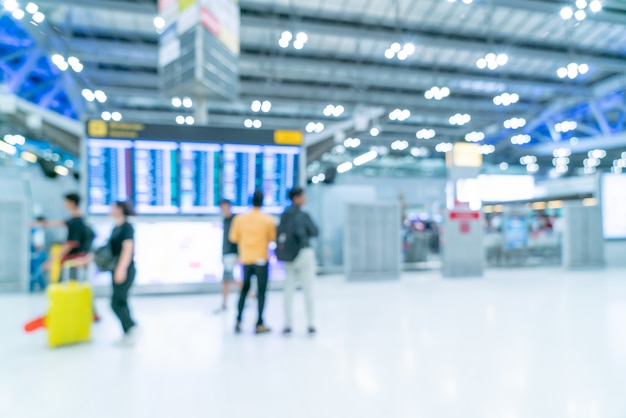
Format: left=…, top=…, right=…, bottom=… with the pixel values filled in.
left=560, top=0, right=603, bottom=20
left=384, top=42, right=416, bottom=60
left=557, top=62, right=589, bottom=79
left=176, top=115, right=195, bottom=125
left=101, top=111, right=122, bottom=122
left=305, top=122, right=325, bottom=133
left=244, top=119, right=262, bottom=129
left=323, top=104, right=344, bottom=117
left=51, top=55, right=83, bottom=73
left=172, top=97, right=193, bottom=108
left=279, top=31, right=308, bottom=50
left=251, top=100, right=272, bottom=113
left=4, top=1, right=44, bottom=22
left=476, top=53, right=508, bottom=71
left=424, top=86, right=450, bottom=101
left=82, top=89, right=107, bottom=103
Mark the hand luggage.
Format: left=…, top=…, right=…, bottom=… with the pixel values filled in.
left=25, top=281, right=93, bottom=348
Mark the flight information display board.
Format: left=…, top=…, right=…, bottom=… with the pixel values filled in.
left=222, top=144, right=263, bottom=211
left=180, top=143, right=221, bottom=214
left=85, top=134, right=301, bottom=215
left=87, top=139, right=133, bottom=214
left=134, top=141, right=179, bottom=214
left=262, top=146, right=299, bottom=211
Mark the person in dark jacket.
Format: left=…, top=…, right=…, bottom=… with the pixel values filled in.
left=282, top=187, right=319, bottom=335
left=217, top=199, right=241, bottom=312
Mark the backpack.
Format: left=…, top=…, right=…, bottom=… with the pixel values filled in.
left=275, top=209, right=301, bottom=262
left=81, top=222, right=96, bottom=253
left=94, top=243, right=117, bottom=272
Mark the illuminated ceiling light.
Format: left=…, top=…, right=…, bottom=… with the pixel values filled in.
left=32, top=11, right=44, bottom=23
left=589, top=0, right=602, bottom=12
left=389, top=108, right=411, bottom=122
left=588, top=149, right=607, bottom=159
left=281, top=31, right=293, bottom=42
left=403, top=43, right=416, bottom=55
left=154, top=16, right=165, bottom=29
left=353, top=150, right=378, bottom=166
left=101, top=111, right=112, bottom=121
left=185, top=116, right=194, bottom=125
left=449, top=113, right=471, bottom=126
left=182, top=97, right=193, bottom=108
left=578, top=63, right=589, bottom=74
left=493, top=92, right=519, bottom=106
left=25, top=2, right=38, bottom=13
left=526, top=163, right=539, bottom=173
left=261, top=100, right=272, bottom=112
left=576, top=0, right=588, bottom=9
left=560, top=6, right=574, bottom=19
left=343, top=137, right=361, bottom=148
left=479, top=144, right=495, bottom=155
left=397, top=50, right=408, bottom=60
left=176, top=115, right=186, bottom=125
left=520, top=155, right=537, bottom=165
left=244, top=119, right=253, bottom=128
left=21, top=151, right=37, bottom=163
left=416, top=129, right=436, bottom=140
left=296, top=32, right=308, bottom=43
left=386, top=42, right=415, bottom=60
left=555, top=120, right=577, bottom=133
left=370, top=127, right=380, bottom=137
left=111, top=112, right=122, bottom=122
left=12, top=8, right=25, bottom=19
left=391, top=140, right=409, bottom=151
left=67, top=56, right=79, bottom=66
left=575, top=9, right=587, bottom=20
left=94, top=90, right=107, bottom=103
left=435, top=142, right=453, bottom=153
left=315, top=122, right=324, bottom=133
left=503, top=117, right=526, bottom=129
left=390, top=42, right=402, bottom=53
left=0, top=139, right=17, bottom=155
left=511, top=134, right=531, bottom=145
left=465, top=131, right=485, bottom=143
left=54, top=165, right=69, bottom=176
left=384, top=49, right=395, bottom=59
left=279, top=38, right=290, bottom=48
left=425, top=86, right=451, bottom=100
left=305, top=122, right=316, bottom=133
left=293, top=41, right=304, bottom=50
left=81, top=89, right=95, bottom=102
left=51, top=54, right=68, bottom=71
left=499, top=162, right=509, bottom=171
left=251, top=100, right=262, bottom=112
left=4, top=0, right=19, bottom=12
left=337, top=161, right=353, bottom=174
left=253, top=119, right=262, bottom=129
left=478, top=52, right=507, bottom=70
left=172, top=97, right=182, bottom=108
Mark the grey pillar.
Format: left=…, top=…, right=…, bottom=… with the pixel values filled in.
left=194, top=96, right=208, bottom=125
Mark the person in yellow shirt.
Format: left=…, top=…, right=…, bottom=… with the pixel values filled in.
left=229, top=190, right=277, bottom=334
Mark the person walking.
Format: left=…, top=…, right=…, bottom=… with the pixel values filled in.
left=229, top=190, right=276, bottom=334
left=217, top=199, right=240, bottom=312
left=276, top=187, right=319, bottom=335
left=107, top=201, right=138, bottom=344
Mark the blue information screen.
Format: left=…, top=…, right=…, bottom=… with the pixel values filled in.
left=87, top=139, right=133, bottom=214
left=261, top=146, right=300, bottom=212
left=222, top=144, right=263, bottom=212
left=133, top=141, right=179, bottom=214
left=180, top=143, right=221, bottom=214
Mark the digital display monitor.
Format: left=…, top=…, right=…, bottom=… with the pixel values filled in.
left=91, top=221, right=285, bottom=285
left=602, top=174, right=626, bottom=239
left=262, top=146, right=299, bottom=212
left=87, top=139, right=133, bottom=214
left=222, top=144, right=263, bottom=211
left=180, top=143, right=221, bottom=214
left=134, top=141, right=179, bottom=214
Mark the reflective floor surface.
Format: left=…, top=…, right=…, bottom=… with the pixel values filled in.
left=1, top=267, right=626, bottom=418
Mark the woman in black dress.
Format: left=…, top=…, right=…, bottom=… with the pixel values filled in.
left=109, top=201, right=137, bottom=341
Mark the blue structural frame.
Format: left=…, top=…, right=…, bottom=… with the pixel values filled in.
left=0, top=13, right=78, bottom=119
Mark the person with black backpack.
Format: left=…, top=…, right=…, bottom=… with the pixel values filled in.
left=276, top=187, right=319, bottom=335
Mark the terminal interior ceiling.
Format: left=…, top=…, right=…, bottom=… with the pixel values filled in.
left=1, top=0, right=626, bottom=177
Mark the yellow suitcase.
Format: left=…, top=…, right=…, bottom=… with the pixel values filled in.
left=46, top=282, right=93, bottom=348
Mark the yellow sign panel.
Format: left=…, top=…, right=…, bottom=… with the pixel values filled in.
left=87, top=120, right=108, bottom=138
left=274, top=130, right=303, bottom=146
left=179, top=0, right=197, bottom=12
left=448, top=143, right=482, bottom=168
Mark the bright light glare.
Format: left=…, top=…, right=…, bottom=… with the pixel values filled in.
left=353, top=150, right=378, bottom=166
left=32, top=11, right=44, bottom=23
left=4, top=0, right=19, bottom=12
left=560, top=6, right=574, bottom=19
left=154, top=16, right=165, bottom=29
left=182, top=97, right=193, bottom=108
left=261, top=100, right=272, bottom=112
left=111, top=112, right=122, bottom=122
left=81, top=89, right=95, bottom=102
left=176, top=115, right=185, bottom=125
left=370, top=127, right=380, bottom=137
left=25, top=2, right=38, bottom=13
left=590, top=0, right=602, bottom=12
left=185, top=116, right=195, bottom=125
left=337, top=161, right=353, bottom=174
left=172, top=97, right=182, bottom=107
left=101, top=111, right=112, bottom=121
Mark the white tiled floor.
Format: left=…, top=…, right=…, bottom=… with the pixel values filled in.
left=2, top=268, right=626, bottom=418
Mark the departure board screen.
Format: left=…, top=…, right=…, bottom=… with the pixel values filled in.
left=87, top=139, right=133, bottom=214
left=134, top=141, right=179, bottom=214
left=180, top=143, right=221, bottom=214
left=262, top=146, right=300, bottom=213
left=222, top=144, right=263, bottom=211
